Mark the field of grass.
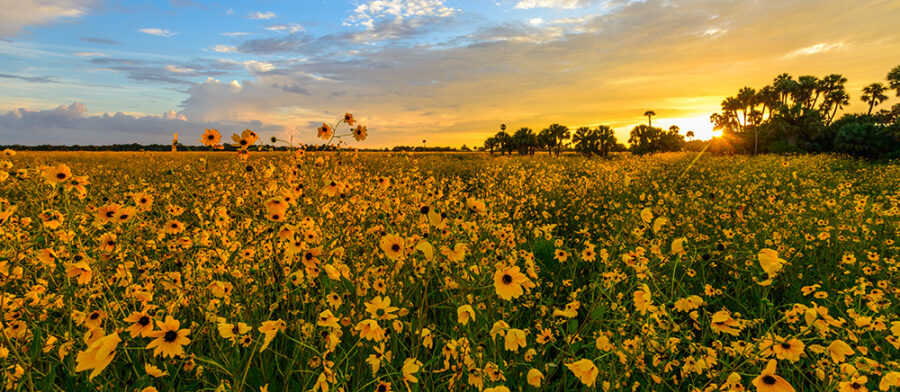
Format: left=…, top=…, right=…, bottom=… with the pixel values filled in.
left=1, top=149, right=899, bottom=391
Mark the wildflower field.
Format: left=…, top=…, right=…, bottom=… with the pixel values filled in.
left=2, top=147, right=900, bottom=392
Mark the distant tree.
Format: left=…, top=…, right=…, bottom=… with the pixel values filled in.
left=512, top=127, right=537, bottom=155
left=542, top=123, right=570, bottom=157
left=628, top=125, right=662, bottom=155
left=484, top=137, right=497, bottom=154
left=494, top=131, right=512, bottom=155
left=595, top=125, right=617, bottom=157
left=573, top=127, right=598, bottom=157
left=573, top=125, right=618, bottom=157
left=861, top=83, right=889, bottom=115
left=643, top=110, right=656, bottom=127
left=685, top=130, right=695, bottom=140
left=537, top=128, right=554, bottom=155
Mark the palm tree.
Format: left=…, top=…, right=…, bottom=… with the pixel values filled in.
left=572, top=126, right=598, bottom=157
left=512, top=127, right=536, bottom=155
left=861, top=83, right=889, bottom=115
left=643, top=110, right=656, bottom=127
left=888, top=65, right=900, bottom=97
left=596, top=125, right=617, bottom=157
left=537, top=128, right=554, bottom=155
left=685, top=130, right=695, bottom=140
left=543, top=123, right=570, bottom=157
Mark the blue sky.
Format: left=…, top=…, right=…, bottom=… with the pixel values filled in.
left=1, top=0, right=899, bottom=146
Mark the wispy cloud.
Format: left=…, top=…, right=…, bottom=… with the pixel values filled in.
left=247, top=11, right=277, bottom=20
left=79, top=36, right=119, bottom=45
left=222, top=32, right=249, bottom=37
left=266, top=24, right=304, bottom=33
left=0, top=73, right=58, bottom=83
left=782, top=42, right=847, bottom=58
left=138, top=28, right=178, bottom=37
left=73, top=52, right=108, bottom=57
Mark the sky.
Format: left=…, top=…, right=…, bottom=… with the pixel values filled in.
left=0, top=0, right=899, bottom=147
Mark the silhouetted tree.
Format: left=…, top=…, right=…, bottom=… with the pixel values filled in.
left=643, top=110, right=656, bottom=127
left=861, top=83, right=889, bottom=115
left=542, top=123, right=570, bottom=157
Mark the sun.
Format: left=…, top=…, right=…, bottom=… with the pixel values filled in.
left=658, top=115, right=717, bottom=140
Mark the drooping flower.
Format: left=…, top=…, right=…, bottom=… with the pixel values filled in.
left=758, top=248, right=787, bottom=275
left=457, top=305, right=475, bottom=325
left=565, top=359, right=598, bottom=387
left=259, top=319, right=286, bottom=352
left=75, top=332, right=120, bottom=380
left=526, top=368, right=544, bottom=387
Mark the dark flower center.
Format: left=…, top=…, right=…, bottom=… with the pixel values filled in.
left=138, top=316, right=150, bottom=326
left=762, top=375, right=777, bottom=385
left=164, top=330, right=178, bottom=342
left=56, top=172, right=67, bottom=179
left=90, top=312, right=100, bottom=320
left=780, top=342, right=791, bottom=349
left=391, top=244, right=401, bottom=252
left=420, top=206, right=429, bottom=214
left=502, top=274, right=513, bottom=284
left=377, top=385, right=387, bottom=392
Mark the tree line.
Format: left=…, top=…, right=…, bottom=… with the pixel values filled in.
left=709, top=65, right=900, bottom=158
left=484, top=124, right=629, bottom=157
left=482, top=114, right=689, bottom=157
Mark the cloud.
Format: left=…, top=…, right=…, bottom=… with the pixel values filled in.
left=0, top=102, right=282, bottom=145
left=345, top=0, right=457, bottom=31
left=89, top=57, right=242, bottom=85
left=73, top=52, right=108, bottom=57
left=164, top=65, right=194, bottom=73
left=782, top=42, right=847, bottom=58
left=78, top=36, right=119, bottom=45
left=0, top=0, right=96, bottom=36
left=244, top=60, right=275, bottom=73
left=212, top=45, right=237, bottom=53
left=222, top=32, right=249, bottom=37
left=138, top=28, right=178, bottom=37
left=266, top=24, right=304, bottom=33
left=0, top=73, right=58, bottom=83
left=513, top=0, right=593, bottom=9
left=247, top=11, right=277, bottom=20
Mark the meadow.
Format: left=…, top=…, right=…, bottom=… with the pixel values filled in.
left=1, top=147, right=899, bottom=392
